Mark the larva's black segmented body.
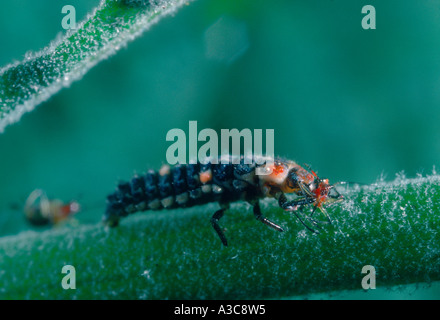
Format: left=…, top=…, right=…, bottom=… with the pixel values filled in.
left=104, top=155, right=344, bottom=246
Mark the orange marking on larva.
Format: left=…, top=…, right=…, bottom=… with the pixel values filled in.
left=313, top=187, right=321, bottom=198
left=274, top=165, right=284, bottom=174
left=159, top=164, right=170, bottom=176
left=60, top=204, right=71, bottom=216
left=270, top=164, right=285, bottom=177
left=199, top=171, right=212, bottom=184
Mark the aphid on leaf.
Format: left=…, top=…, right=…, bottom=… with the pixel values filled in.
left=103, top=156, right=344, bottom=246
left=24, top=189, right=80, bottom=226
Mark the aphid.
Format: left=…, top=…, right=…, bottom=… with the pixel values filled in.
left=103, top=156, right=344, bottom=246
left=24, top=189, right=80, bottom=226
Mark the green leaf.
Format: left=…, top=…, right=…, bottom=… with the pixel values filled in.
left=1, top=174, right=440, bottom=299
left=0, top=0, right=191, bottom=133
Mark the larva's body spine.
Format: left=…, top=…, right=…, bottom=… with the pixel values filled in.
left=104, top=156, right=262, bottom=227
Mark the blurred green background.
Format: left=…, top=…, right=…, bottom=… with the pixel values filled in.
left=1, top=0, right=440, bottom=298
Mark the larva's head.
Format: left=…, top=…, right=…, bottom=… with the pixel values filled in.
left=285, top=164, right=344, bottom=207
left=310, top=178, right=344, bottom=207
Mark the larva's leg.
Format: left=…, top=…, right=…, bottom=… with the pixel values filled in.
left=281, top=194, right=331, bottom=226
left=313, top=205, right=332, bottom=224
left=252, top=201, right=284, bottom=232
left=276, top=192, right=320, bottom=233
left=277, top=193, right=315, bottom=211
left=210, top=203, right=229, bottom=247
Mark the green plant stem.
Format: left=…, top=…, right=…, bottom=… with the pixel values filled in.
left=0, top=0, right=191, bottom=133
left=0, top=174, right=439, bottom=299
